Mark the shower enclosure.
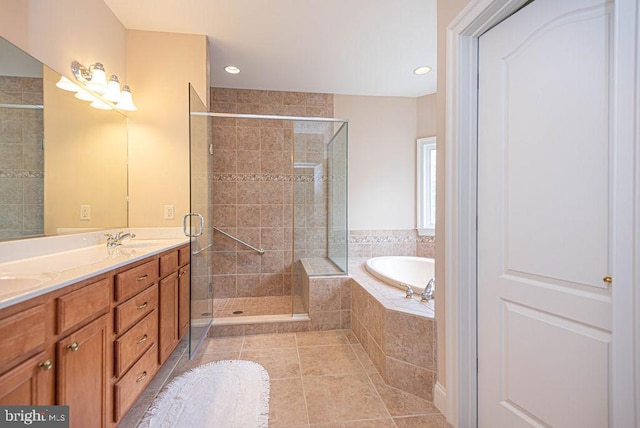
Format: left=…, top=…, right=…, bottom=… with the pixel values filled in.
left=188, top=86, right=348, bottom=356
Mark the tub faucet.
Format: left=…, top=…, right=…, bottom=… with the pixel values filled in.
left=105, top=231, right=136, bottom=247
left=421, top=278, right=435, bottom=302
left=403, top=284, right=414, bottom=299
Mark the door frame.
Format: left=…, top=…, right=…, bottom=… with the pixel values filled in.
left=444, top=0, right=639, bottom=426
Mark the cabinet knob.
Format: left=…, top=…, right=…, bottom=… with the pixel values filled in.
left=38, top=359, right=54, bottom=371
left=603, top=275, right=612, bottom=285
left=67, top=342, right=79, bottom=352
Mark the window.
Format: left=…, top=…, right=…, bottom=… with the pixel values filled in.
left=417, top=137, right=436, bottom=236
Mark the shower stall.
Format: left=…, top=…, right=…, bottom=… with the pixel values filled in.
left=188, top=85, right=348, bottom=356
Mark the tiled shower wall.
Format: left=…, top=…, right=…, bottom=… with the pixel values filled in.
left=0, top=76, right=44, bottom=240
left=209, top=87, right=334, bottom=300
left=349, top=229, right=435, bottom=258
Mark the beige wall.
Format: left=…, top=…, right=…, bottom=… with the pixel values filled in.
left=43, top=66, right=128, bottom=234
left=334, top=95, right=419, bottom=231
left=417, top=93, right=437, bottom=138
left=126, top=30, right=209, bottom=227
left=436, top=0, right=471, bottom=399
left=0, top=0, right=127, bottom=83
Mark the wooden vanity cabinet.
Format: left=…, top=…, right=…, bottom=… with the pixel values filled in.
left=57, top=314, right=109, bottom=428
left=0, top=351, right=52, bottom=405
left=159, top=269, right=179, bottom=364
left=178, top=264, right=191, bottom=339
left=0, top=243, right=190, bottom=427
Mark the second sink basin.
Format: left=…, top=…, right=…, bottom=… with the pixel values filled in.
left=0, top=272, right=60, bottom=297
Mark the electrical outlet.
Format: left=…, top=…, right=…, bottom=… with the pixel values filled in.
left=164, top=205, right=175, bottom=220
left=80, top=205, right=91, bottom=220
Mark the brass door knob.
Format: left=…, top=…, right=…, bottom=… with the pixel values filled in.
left=603, top=275, right=612, bottom=285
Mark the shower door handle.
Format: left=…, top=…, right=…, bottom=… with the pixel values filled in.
left=183, top=213, right=204, bottom=237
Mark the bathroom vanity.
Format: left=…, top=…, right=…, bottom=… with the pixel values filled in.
left=0, top=236, right=189, bottom=427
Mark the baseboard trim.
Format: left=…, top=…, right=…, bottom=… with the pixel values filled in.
left=434, top=381, right=447, bottom=415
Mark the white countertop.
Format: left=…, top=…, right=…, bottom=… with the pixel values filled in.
left=0, top=228, right=189, bottom=310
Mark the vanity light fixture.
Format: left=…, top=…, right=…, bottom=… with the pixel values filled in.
left=115, top=85, right=137, bottom=111
left=104, top=75, right=121, bottom=103
left=62, top=60, right=137, bottom=111
left=413, top=66, right=432, bottom=75
left=74, top=88, right=96, bottom=102
left=55, top=76, right=80, bottom=92
left=224, top=65, right=240, bottom=74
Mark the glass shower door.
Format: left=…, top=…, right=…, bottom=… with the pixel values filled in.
left=187, top=84, right=213, bottom=358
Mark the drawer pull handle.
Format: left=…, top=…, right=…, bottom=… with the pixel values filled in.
left=136, top=334, right=148, bottom=345
left=136, top=274, right=149, bottom=281
left=136, top=371, right=148, bottom=383
left=136, top=302, right=148, bottom=310
left=67, top=342, right=79, bottom=352
left=39, top=359, right=53, bottom=371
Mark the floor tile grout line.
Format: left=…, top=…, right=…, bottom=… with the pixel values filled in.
left=346, top=336, right=396, bottom=424
left=294, top=331, right=312, bottom=426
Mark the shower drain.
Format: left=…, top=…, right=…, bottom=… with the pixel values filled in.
left=232, top=310, right=243, bottom=315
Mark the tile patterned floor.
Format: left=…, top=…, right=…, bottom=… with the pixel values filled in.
left=119, top=330, right=451, bottom=427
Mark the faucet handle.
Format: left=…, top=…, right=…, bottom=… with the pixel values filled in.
left=402, top=283, right=414, bottom=299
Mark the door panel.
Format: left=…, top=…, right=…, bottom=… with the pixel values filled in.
left=188, top=84, right=213, bottom=359
left=477, top=0, right=613, bottom=426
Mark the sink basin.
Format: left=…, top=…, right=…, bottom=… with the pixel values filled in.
left=119, top=241, right=160, bottom=249
left=0, top=272, right=60, bottom=297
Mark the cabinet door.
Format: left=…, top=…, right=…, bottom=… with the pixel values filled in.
left=0, top=352, right=54, bottom=405
left=57, top=314, right=108, bottom=428
left=178, top=264, right=190, bottom=340
left=159, top=272, right=179, bottom=364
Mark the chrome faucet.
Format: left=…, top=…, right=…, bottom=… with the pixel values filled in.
left=421, top=278, right=435, bottom=302
left=403, top=284, right=414, bottom=299
left=105, top=231, right=136, bottom=247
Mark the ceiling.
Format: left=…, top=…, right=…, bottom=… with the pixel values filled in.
left=103, top=0, right=437, bottom=98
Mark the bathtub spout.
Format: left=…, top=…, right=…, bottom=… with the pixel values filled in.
left=421, top=278, right=435, bottom=302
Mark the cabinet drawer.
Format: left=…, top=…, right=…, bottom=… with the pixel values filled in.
left=57, top=278, right=110, bottom=334
left=0, top=305, right=45, bottom=370
left=114, top=284, right=158, bottom=334
left=113, top=343, right=158, bottom=422
left=179, top=245, right=190, bottom=266
left=115, top=259, right=159, bottom=302
left=114, top=309, right=158, bottom=378
left=159, top=251, right=178, bottom=278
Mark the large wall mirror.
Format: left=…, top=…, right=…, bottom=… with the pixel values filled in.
left=0, top=37, right=128, bottom=241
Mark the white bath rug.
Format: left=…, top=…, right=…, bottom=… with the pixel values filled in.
left=138, top=360, right=270, bottom=428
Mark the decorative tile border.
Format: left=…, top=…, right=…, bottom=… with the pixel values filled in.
left=211, top=173, right=333, bottom=183
left=349, top=230, right=436, bottom=244
left=0, top=170, right=44, bottom=178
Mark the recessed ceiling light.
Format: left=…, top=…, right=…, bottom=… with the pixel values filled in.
left=224, top=65, right=240, bottom=75
left=414, top=66, right=432, bottom=75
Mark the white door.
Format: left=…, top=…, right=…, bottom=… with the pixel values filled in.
left=477, top=0, right=613, bottom=427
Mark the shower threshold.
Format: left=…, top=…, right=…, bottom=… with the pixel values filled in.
left=213, top=313, right=310, bottom=326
